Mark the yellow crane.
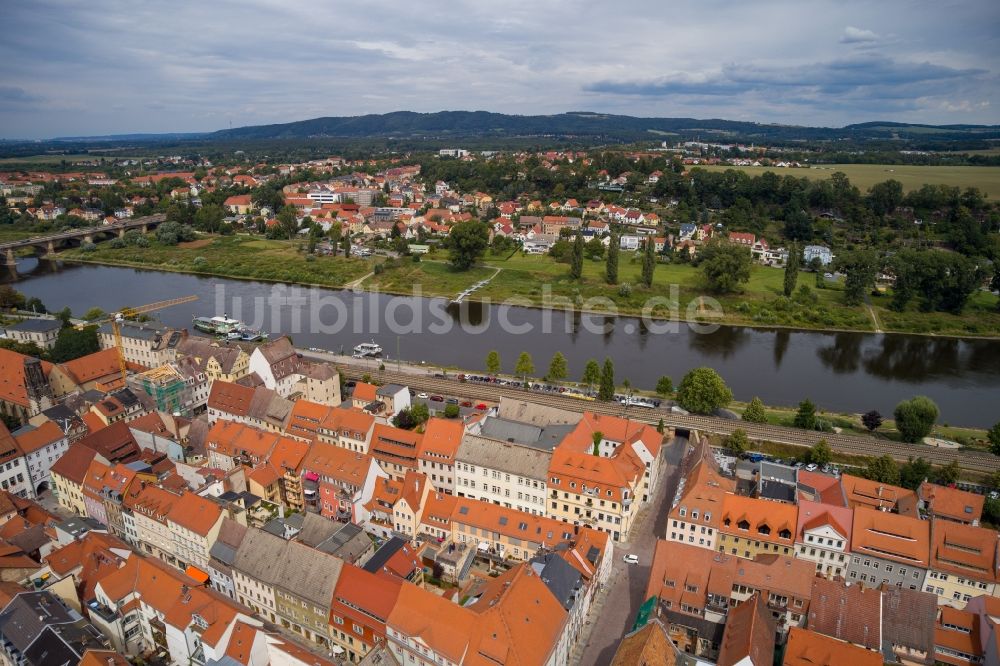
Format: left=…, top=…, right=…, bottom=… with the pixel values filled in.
left=96, top=295, right=199, bottom=384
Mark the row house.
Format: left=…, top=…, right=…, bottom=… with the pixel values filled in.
left=666, top=437, right=734, bottom=552
left=316, top=408, right=375, bottom=453
left=645, top=540, right=815, bottom=660
left=166, top=491, right=223, bottom=572
left=386, top=563, right=569, bottom=666
left=81, top=460, right=137, bottom=532
left=12, top=420, right=68, bottom=496
left=416, top=418, right=463, bottom=492
left=328, top=563, right=403, bottom=662
left=362, top=471, right=430, bottom=540
left=248, top=337, right=341, bottom=405
left=175, top=338, right=250, bottom=383
left=794, top=499, right=853, bottom=578
left=124, top=484, right=179, bottom=562
left=206, top=380, right=293, bottom=431
left=231, top=527, right=344, bottom=649
left=920, top=482, right=985, bottom=526
left=369, top=423, right=422, bottom=481
left=455, top=433, right=550, bottom=516
left=847, top=506, right=930, bottom=589
left=926, top=520, right=1000, bottom=609
left=717, top=494, right=798, bottom=559
left=50, top=445, right=102, bottom=515
left=97, top=322, right=185, bottom=369
left=300, top=441, right=386, bottom=521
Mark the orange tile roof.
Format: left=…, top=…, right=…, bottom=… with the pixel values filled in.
left=0, top=348, right=52, bottom=408
left=285, top=399, right=331, bottom=440
left=81, top=412, right=106, bottom=434
left=670, top=449, right=735, bottom=528
left=167, top=491, right=222, bottom=536
left=930, top=520, right=1000, bottom=583
left=783, top=627, right=883, bottom=666
left=935, top=606, right=983, bottom=665
left=50, top=444, right=100, bottom=485
left=370, top=423, right=422, bottom=469
left=332, top=562, right=402, bottom=626
left=57, top=348, right=122, bottom=385
left=123, top=484, right=179, bottom=521
left=388, top=584, right=478, bottom=663
left=851, top=506, right=930, bottom=567
left=720, top=494, right=798, bottom=547
left=611, top=619, right=677, bottom=666
left=301, top=441, right=371, bottom=486
left=451, top=496, right=575, bottom=548
left=352, top=382, right=378, bottom=403
left=841, top=474, right=918, bottom=516
left=418, top=418, right=464, bottom=462
left=920, top=482, right=985, bottom=524
left=12, top=421, right=63, bottom=454
left=548, top=447, right=642, bottom=502
left=207, top=380, right=255, bottom=416
left=797, top=470, right=846, bottom=506
left=79, top=651, right=131, bottom=666
left=320, top=408, right=375, bottom=438
left=206, top=419, right=278, bottom=464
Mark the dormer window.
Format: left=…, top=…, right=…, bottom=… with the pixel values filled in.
left=779, top=529, right=792, bottom=539
left=757, top=524, right=771, bottom=536
left=737, top=519, right=750, bottom=530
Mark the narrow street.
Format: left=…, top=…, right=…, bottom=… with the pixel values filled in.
left=575, top=435, right=690, bottom=666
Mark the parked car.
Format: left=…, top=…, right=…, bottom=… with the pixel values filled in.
left=805, top=463, right=818, bottom=472
left=445, top=397, right=459, bottom=405
left=416, top=392, right=428, bottom=399
left=460, top=401, right=472, bottom=408
left=475, top=403, right=488, bottom=410
left=430, top=395, right=444, bottom=402
left=623, top=554, right=639, bottom=565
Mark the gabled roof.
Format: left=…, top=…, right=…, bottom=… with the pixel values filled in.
left=611, top=618, right=678, bottom=665
left=920, top=482, right=985, bottom=524
left=851, top=506, right=930, bottom=567
left=50, top=445, right=100, bottom=485
left=930, top=519, right=1000, bottom=583
left=418, top=418, right=464, bottom=463
left=783, top=627, right=883, bottom=666
left=166, top=492, right=222, bottom=537
left=0, top=348, right=53, bottom=409
left=56, top=348, right=122, bottom=385
left=807, top=577, right=882, bottom=650
left=208, top=381, right=255, bottom=417
left=301, top=441, right=372, bottom=487
left=77, top=420, right=140, bottom=463
left=841, top=474, right=918, bottom=516
left=796, top=499, right=853, bottom=548
left=717, top=593, right=775, bottom=666
left=720, top=494, right=798, bottom=545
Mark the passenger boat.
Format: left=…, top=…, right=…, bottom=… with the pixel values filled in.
left=353, top=340, right=383, bottom=357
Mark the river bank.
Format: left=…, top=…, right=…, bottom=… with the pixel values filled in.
left=14, top=260, right=1000, bottom=428
left=56, top=235, right=1000, bottom=339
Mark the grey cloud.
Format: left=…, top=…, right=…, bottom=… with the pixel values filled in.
left=840, top=26, right=880, bottom=44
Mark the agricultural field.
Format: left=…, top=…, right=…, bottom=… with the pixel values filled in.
left=696, top=163, right=1000, bottom=198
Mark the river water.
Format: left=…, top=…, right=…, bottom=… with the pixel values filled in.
left=11, top=259, right=1000, bottom=427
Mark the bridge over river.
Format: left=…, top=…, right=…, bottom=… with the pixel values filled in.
left=1, top=214, right=166, bottom=275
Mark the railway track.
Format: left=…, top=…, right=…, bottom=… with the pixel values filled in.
left=341, top=365, right=999, bottom=474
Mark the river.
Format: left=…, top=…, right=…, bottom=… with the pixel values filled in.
left=11, top=259, right=1000, bottom=428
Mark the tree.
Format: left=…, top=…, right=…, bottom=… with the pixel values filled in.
left=655, top=376, right=673, bottom=397
left=55, top=307, right=73, bottom=328
left=807, top=439, right=833, bottom=466
left=592, top=431, right=603, bottom=456
left=392, top=409, right=418, bottom=430
left=862, top=410, right=883, bottom=432
left=569, top=233, right=584, bottom=280
left=894, top=396, right=939, bottom=443
left=582, top=359, right=601, bottom=390
left=699, top=238, right=752, bottom=293
left=82, top=307, right=105, bottom=321
left=274, top=207, right=298, bottom=240
left=0, top=286, right=25, bottom=310
left=794, top=399, right=817, bottom=430
left=935, top=460, right=961, bottom=486
left=24, top=297, right=47, bottom=314
left=485, top=350, right=501, bottom=375
left=605, top=234, right=619, bottom=285
left=725, top=428, right=750, bottom=454
left=741, top=397, right=767, bottom=423
left=866, top=455, right=901, bottom=485
left=837, top=250, right=880, bottom=306
left=899, top=457, right=933, bottom=490
left=410, top=403, right=430, bottom=425
left=514, top=352, right=534, bottom=383
left=677, top=367, right=733, bottom=414
left=585, top=237, right=605, bottom=260
left=598, top=358, right=616, bottom=402
left=448, top=220, right=490, bottom=271
left=547, top=352, right=568, bottom=382
left=988, top=422, right=1000, bottom=456
left=444, top=404, right=460, bottom=419
left=657, top=418, right=665, bottom=435
left=194, top=204, right=225, bottom=233
left=641, top=237, right=656, bottom=287
left=50, top=325, right=99, bottom=363
left=783, top=243, right=800, bottom=297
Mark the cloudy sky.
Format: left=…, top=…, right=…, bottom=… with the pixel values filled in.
left=2, top=0, right=998, bottom=138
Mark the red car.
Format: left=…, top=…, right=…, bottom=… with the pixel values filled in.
left=460, top=401, right=472, bottom=408
left=475, top=403, right=488, bottom=410
left=430, top=395, right=444, bottom=402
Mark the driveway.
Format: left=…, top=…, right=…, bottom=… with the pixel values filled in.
left=575, top=435, right=690, bottom=665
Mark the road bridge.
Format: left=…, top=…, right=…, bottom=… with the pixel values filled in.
left=1, top=213, right=166, bottom=273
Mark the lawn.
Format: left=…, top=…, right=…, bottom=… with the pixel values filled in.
left=0, top=228, right=41, bottom=242
left=364, top=259, right=496, bottom=298
left=695, top=163, right=1000, bottom=198
left=475, top=252, right=874, bottom=331
left=58, top=235, right=372, bottom=288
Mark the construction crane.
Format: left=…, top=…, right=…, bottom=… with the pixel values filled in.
left=95, top=295, right=199, bottom=384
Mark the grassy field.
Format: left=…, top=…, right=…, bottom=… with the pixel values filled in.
left=58, top=235, right=372, bottom=287
left=0, top=153, right=148, bottom=165
left=696, top=163, right=1000, bottom=197
left=0, top=228, right=42, bottom=242
left=363, top=259, right=497, bottom=297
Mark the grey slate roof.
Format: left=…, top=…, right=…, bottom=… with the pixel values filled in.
left=7, top=318, right=61, bottom=333
left=0, top=591, right=107, bottom=666
left=495, top=398, right=582, bottom=426
left=530, top=553, right=583, bottom=611
left=456, top=433, right=551, bottom=480
left=231, top=526, right=343, bottom=608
